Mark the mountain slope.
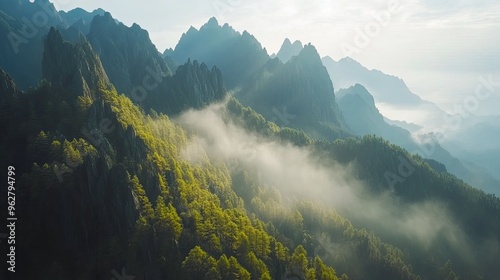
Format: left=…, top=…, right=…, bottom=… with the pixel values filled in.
left=337, top=84, right=500, bottom=195
left=337, top=84, right=412, bottom=140
left=0, top=35, right=348, bottom=279
left=236, top=44, right=350, bottom=139
left=171, top=20, right=350, bottom=139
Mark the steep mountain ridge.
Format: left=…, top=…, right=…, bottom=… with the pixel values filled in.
left=59, top=7, right=106, bottom=31
left=171, top=19, right=350, bottom=138
left=42, top=27, right=110, bottom=99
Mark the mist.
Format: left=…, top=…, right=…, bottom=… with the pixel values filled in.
left=174, top=100, right=471, bottom=254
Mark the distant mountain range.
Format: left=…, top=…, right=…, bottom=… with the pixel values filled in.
left=249, top=35, right=500, bottom=195
left=337, top=84, right=500, bottom=194
left=170, top=22, right=350, bottom=139
left=322, top=56, right=449, bottom=129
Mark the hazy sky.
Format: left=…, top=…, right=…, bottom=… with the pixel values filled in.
left=51, top=0, right=500, bottom=116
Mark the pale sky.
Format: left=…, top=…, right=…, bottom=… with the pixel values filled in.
left=51, top=0, right=500, bottom=116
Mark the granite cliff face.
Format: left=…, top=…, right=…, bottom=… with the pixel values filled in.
left=42, top=27, right=110, bottom=99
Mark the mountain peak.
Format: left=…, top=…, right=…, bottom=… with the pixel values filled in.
left=292, top=40, right=303, bottom=48
left=87, top=12, right=172, bottom=95
left=102, top=11, right=114, bottom=21
left=202, top=17, right=220, bottom=29
left=296, top=43, right=321, bottom=64
left=277, top=38, right=304, bottom=63
left=46, top=25, right=63, bottom=43
left=171, top=20, right=268, bottom=88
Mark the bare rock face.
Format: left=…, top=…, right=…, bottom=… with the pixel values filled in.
left=42, top=27, right=110, bottom=99
left=0, top=68, right=20, bottom=95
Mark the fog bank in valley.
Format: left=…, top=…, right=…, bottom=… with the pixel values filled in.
left=173, top=101, right=474, bottom=256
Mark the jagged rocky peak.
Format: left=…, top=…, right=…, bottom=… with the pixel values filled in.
left=174, top=59, right=226, bottom=107
left=171, top=18, right=269, bottom=88
left=202, top=17, right=220, bottom=29
left=296, top=43, right=322, bottom=63
left=42, top=27, right=110, bottom=100
left=276, top=38, right=304, bottom=63
left=142, top=58, right=227, bottom=115
left=89, top=11, right=119, bottom=32
left=87, top=11, right=171, bottom=94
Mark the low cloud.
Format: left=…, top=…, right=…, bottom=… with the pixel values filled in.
left=175, top=100, right=470, bottom=253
